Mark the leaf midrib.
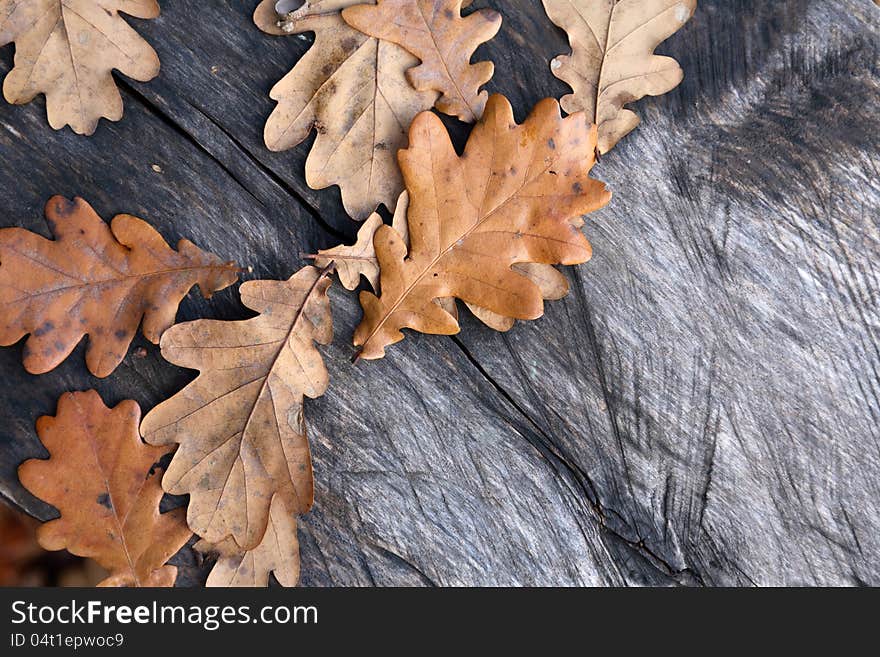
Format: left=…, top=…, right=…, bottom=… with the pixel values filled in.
left=200, top=273, right=327, bottom=547
left=74, top=395, right=144, bottom=587
left=2, top=245, right=235, bottom=305
left=412, top=0, right=476, bottom=120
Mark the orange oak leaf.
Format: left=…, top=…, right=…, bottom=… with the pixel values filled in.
left=313, top=191, right=568, bottom=331
left=0, top=0, right=161, bottom=135
left=140, top=265, right=333, bottom=550
left=353, top=94, right=611, bottom=359
left=463, top=262, right=570, bottom=332
left=18, top=390, right=191, bottom=587
left=0, top=196, right=240, bottom=378
left=342, top=0, right=502, bottom=123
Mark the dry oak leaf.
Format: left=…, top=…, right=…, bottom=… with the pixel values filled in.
left=196, top=496, right=300, bottom=587
left=342, top=0, right=501, bottom=123
left=0, top=196, right=239, bottom=378
left=313, top=191, right=568, bottom=331
left=312, top=191, right=410, bottom=291
left=463, top=262, right=570, bottom=332
left=254, top=0, right=437, bottom=221
left=0, top=0, right=161, bottom=135
left=18, top=390, right=191, bottom=587
left=354, top=94, right=611, bottom=360
left=542, top=0, right=696, bottom=153
left=140, top=265, right=334, bottom=550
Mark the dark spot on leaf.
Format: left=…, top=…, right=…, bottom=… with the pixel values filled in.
left=115, top=329, right=127, bottom=340
left=96, top=493, right=113, bottom=510
left=375, top=142, right=388, bottom=151
left=33, top=321, right=54, bottom=337
left=53, top=198, right=80, bottom=222
left=53, top=341, right=65, bottom=352
left=572, top=182, right=583, bottom=193
left=548, top=138, right=556, bottom=149
left=444, top=9, right=453, bottom=18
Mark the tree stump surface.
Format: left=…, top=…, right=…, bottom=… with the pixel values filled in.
left=0, top=0, right=878, bottom=586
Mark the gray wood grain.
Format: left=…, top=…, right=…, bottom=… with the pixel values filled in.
left=0, top=0, right=877, bottom=586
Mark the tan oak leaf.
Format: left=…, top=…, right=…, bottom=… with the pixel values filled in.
left=312, top=191, right=409, bottom=291
left=196, top=496, right=300, bottom=587
left=255, top=0, right=437, bottom=221
left=0, top=0, right=161, bottom=135
left=140, top=265, right=333, bottom=550
left=463, top=263, right=570, bottom=332
left=342, top=0, right=501, bottom=123
left=541, top=0, right=696, bottom=153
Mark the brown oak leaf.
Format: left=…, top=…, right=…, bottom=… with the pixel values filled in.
left=0, top=0, right=161, bottom=135
left=254, top=0, right=437, bottom=221
left=18, top=390, right=191, bottom=587
left=342, top=0, right=501, bottom=123
left=196, top=496, right=300, bottom=587
left=140, top=265, right=333, bottom=550
left=353, top=94, right=611, bottom=359
left=463, top=262, right=570, bottom=332
left=541, top=0, right=696, bottom=153
left=313, top=191, right=568, bottom=331
left=0, top=196, right=239, bottom=378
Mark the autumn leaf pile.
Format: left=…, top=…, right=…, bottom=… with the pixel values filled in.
left=1, top=0, right=695, bottom=587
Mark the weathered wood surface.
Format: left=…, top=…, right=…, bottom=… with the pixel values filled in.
left=1, top=0, right=878, bottom=586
